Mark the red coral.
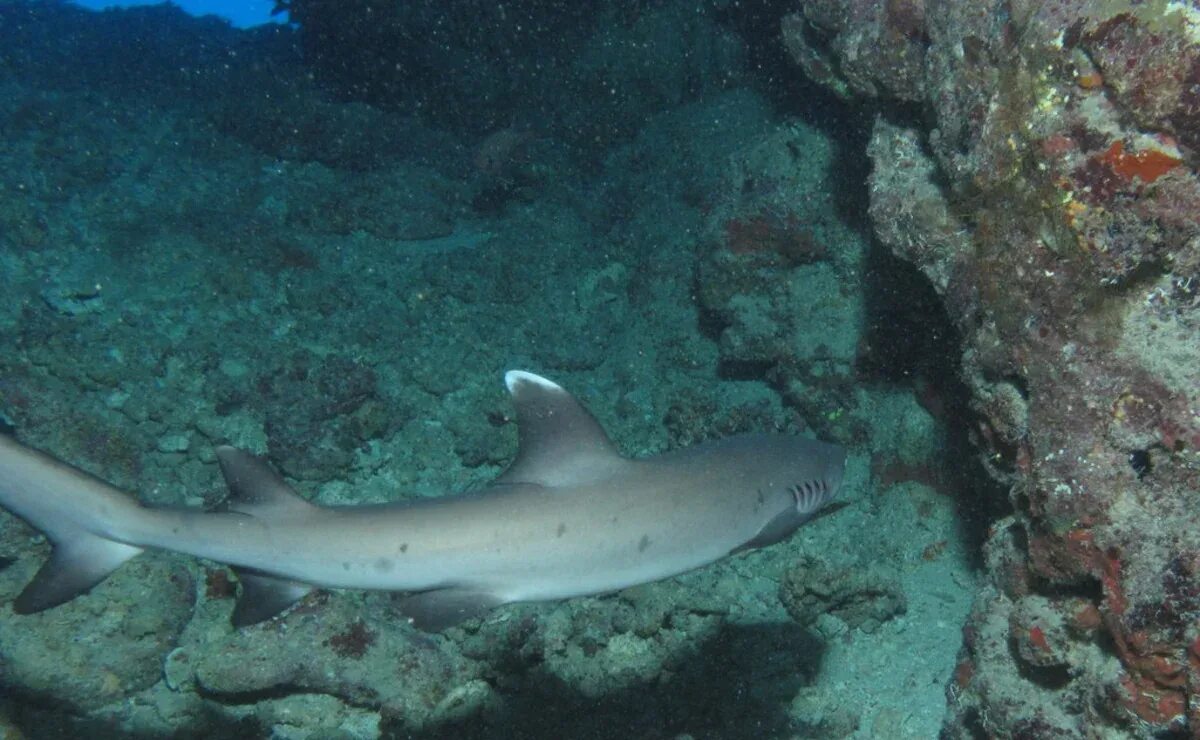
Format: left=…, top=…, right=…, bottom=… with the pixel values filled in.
left=1102, top=548, right=1128, bottom=617
left=953, top=658, right=975, bottom=689
left=723, top=211, right=827, bottom=265
left=1027, top=625, right=1050, bottom=652
left=325, top=619, right=376, bottom=659
left=1099, top=141, right=1181, bottom=184
left=1074, top=140, right=1182, bottom=204
left=205, top=569, right=235, bottom=600
left=1026, top=527, right=1102, bottom=585
left=1118, top=672, right=1186, bottom=727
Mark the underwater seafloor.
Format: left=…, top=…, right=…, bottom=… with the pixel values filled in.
left=0, top=1, right=1197, bottom=739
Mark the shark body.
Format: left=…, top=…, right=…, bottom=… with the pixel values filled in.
left=0, top=371, right=844, bottom=629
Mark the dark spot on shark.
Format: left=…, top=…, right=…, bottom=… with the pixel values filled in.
left=374, top=558, right=394, bottom=573
left=556, top=523, right=566, bottom=537
left=342, top=562, right=351, bottom=571
left=399, top=543, right=409, bottom=554
left=638, top=534, right=651, bottom=552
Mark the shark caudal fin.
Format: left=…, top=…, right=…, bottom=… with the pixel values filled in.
left=13, top=536, right=142, bottom=613
left=0, top=435, right=143, bottom=613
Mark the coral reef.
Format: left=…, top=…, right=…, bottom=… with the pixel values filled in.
left=783, top=0, right=1200, bottom=734
left=694, top=119, right=868, bottom=421
left=0, top=0, right=1017, bottom=736
left=0, top=556, right=193, bottom=712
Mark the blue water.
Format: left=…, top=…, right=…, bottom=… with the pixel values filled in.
left=72, top=0, right=283, bottom=27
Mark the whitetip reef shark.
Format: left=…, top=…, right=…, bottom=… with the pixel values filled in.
left=0, top=370, right=845, bottom=630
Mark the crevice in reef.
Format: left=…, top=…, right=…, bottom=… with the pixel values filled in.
left=860, top=237, right=1012, bottom=566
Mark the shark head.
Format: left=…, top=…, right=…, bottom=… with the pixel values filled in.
left=705, top=433, right=846, bottom=554
left=782, top=438, right=845, bottom=518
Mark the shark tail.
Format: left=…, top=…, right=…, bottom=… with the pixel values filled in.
left=0, top=435, right=144, bottom=613
left=12, top=530, right=142, bottom=614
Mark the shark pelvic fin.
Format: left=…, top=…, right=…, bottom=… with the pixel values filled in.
left=397, top=588, right=506, bottom=631
left=13, top=535, right=142, bottom=614
left=497, top=370, right=624, bottom=487
left=216, top=446, right=317, bottom=519
left=230, top=568, right=314, bottom=626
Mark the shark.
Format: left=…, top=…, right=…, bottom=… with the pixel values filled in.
left=0, top=370, right=845, bottom=630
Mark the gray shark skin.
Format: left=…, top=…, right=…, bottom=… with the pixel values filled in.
left=0, top=370, right=845, bottom=630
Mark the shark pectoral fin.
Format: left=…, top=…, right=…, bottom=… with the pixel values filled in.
left=230, top=569, right=314, bottom=627
left=215, top=446, right=317, bottom=519
left=731, top=508, right=805, bottom=555
left=497, top=370, right=625, bottom=487
left=397, top=589, right=506, bottom=631
left=13, top=536, right=143, bottom=614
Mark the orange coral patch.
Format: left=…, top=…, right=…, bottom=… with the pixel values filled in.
left=1100, top=141, right=1182, bottom=183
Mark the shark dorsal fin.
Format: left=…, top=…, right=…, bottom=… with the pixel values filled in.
left=216, top=446, right=317, bottom=519
left=497, top=370, right=624, bottom=487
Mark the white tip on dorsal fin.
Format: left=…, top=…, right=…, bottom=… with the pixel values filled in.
left=504, top=369, right=562, bottom=395
left=498, top=370, right=624, bottom=487
left=216, top=446, right=318, bottom=519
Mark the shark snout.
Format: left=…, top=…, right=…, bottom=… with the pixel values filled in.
left=825, top=450, right=847, bottom=501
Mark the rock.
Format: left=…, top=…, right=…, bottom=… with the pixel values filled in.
left=779, top=555, right=906, bottom=631
left=788, top=0, right=1200, bottom=734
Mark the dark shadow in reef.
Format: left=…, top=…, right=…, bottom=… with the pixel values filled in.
left=7, top=621, right=825, bottom=740
left=858, top=236, right=1012, bottom=567
left=409, top=621, right=825, bottom=740
left=4, top=689, right=264, bottom=740
left=713, top=0, right=878, bottom=230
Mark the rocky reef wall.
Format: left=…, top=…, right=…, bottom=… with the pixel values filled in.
left=782, top=0, right=1200, bottom=735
